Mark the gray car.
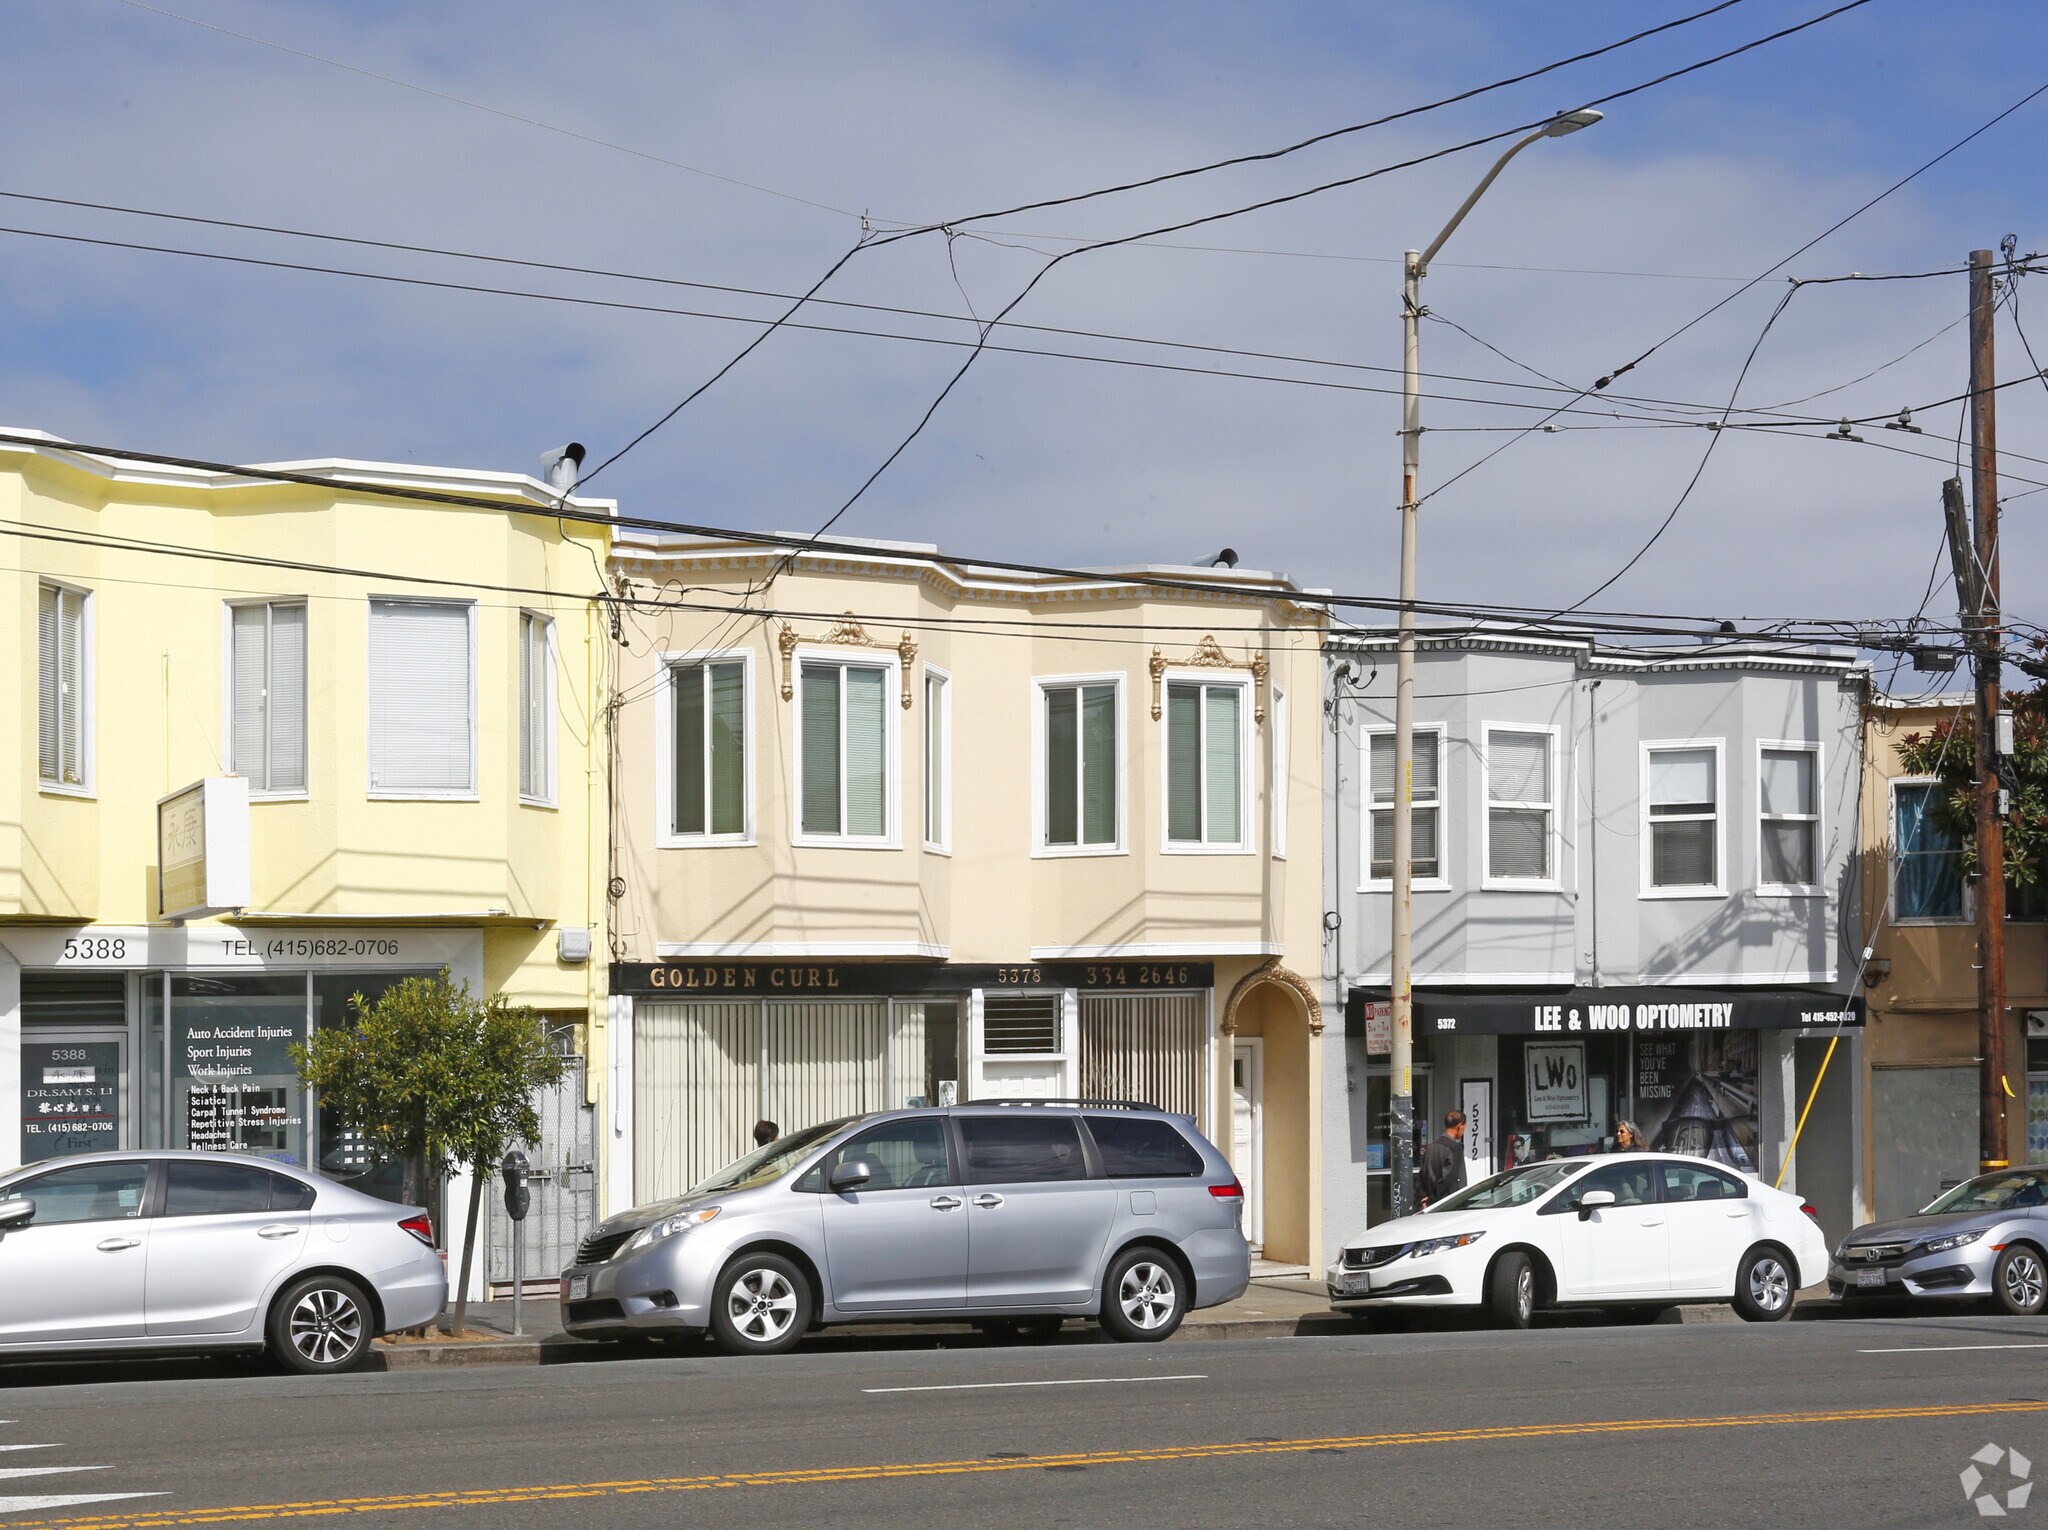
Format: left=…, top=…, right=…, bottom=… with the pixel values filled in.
left=561, top=1102, right=1251, bottom=1354
left=1829, top=1165, right=2048, bottom=1315
left=0, top=1150, right=447, bottom=1373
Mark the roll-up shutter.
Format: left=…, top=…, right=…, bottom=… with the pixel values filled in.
left=633, top=1001, right=759, bottom=1202
left=368, top=599, right=472, bottom=793
left=1079, top=993, right=1205, bottom=1122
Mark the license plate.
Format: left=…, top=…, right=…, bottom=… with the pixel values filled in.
left=567, top=1275, right=589, bottom=1300
left=1340, top=1273, right=1370, bottom=1296
left=1855, top=1269, right=1886, bottom=1289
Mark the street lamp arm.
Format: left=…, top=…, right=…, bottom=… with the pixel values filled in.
left=1416, top=129, right=1547, bottom=277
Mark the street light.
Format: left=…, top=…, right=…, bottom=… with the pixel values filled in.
left=1386, top=108, right=1602, bottom=1219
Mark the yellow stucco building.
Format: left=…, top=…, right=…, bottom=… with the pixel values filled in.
left=2, top=430, right=611, bottom=1288
left=604, top=531, right=1332, bottom=1267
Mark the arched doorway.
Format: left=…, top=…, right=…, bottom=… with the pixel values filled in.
left=1221, top=960, right=1322, bottom=1269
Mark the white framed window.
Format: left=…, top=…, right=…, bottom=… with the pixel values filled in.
left=1483, top=725, right=1558, bottom=888
left=1364, top=725, right=1444, bottom=886
left=661, top=649, right=751, bottom=843
left=1642, top=740, right=1724, bottom=897
left=1034, top=675, right=1123, bottom=855
left=793, top=651, right=898, bottom=847
left=1163, top=675, right=1251, bottom=853
left=37, top=581, right=92, bottom=794
left=1270, top=688, right=1289, bottom=860
left=226, top=600, right=307, bottom=796
left=518, top=612, right=556, bottom=805
left=367, top=598, right=476, bottom=798
left=1758, top=741, right=1821, bottom=894
left=924, top=666, right=951, bottom=853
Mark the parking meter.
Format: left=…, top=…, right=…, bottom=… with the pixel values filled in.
left=502, top=1150, right=531, bottom=1222
left=502, top=1150, right=531, bottom=1337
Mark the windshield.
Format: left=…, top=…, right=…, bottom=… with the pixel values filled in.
left=1428, top=1161, right=1586, bottom=1213
left=1922, top=1169, right=2048, bottom=1215
left=688, top=1120, right=850, bottom=1196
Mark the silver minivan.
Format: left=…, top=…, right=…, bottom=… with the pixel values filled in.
left=562, top=1103, right=1251, bottom=1354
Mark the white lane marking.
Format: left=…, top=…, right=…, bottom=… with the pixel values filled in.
left=0, top=1495, right=167, bottom=1514
left=861, top=1374, right=1207, bottom=1395
left=0, top=1468, right=111, bottom=1482
left=0, top=1448, right=59, bottom=1455
left=1859, top=1342, right=2048, bottom=1354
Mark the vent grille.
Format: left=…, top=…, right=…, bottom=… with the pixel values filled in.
left=574, top=1228, right=636, bottom=1266
left=983, top=994, right=1062, bottom=1055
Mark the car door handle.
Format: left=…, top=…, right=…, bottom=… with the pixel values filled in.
left=258, top=1225, right=302, bottom=1240
left=1640, top=1218, right=1666, bottom=1228
left=972, top=1193, right=1004, bottom=1208
left=1723, top=1208, right=1746, bottom=1218
left=96, top=1237, right=141, bottom=1252
left=930, top=1195, right=963, bottom=1211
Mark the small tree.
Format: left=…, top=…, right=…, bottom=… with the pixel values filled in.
left=1895, top=681, right=2048, bottom=890
left=294, top=969, right=566, bottom=1337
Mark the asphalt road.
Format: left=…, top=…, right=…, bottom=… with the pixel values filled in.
left=5, top=1311, right=2048, bottom=1529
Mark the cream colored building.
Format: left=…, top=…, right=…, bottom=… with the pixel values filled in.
left=607, top=531, right=1331, bottom=1266
left=1860, top=691, right=2043, bottom=1218
left=2, top=430, right=611, bottom=1290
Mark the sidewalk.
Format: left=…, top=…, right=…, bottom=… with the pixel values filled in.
left=371, top=1275, right=1834, bottom=1370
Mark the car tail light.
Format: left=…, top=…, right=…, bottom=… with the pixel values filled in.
left=1799, top=1203, right=1821, bottom=1225
left=399, top=1214, right=435, bottom=1248
left=1209, top=1178, right=1245, bottom=1200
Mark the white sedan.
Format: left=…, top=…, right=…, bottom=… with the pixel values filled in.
left=1325, top=1153, right=1829, bottom=1328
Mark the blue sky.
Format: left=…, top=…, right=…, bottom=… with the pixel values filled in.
left=5, top=1, right=2046, bottom=647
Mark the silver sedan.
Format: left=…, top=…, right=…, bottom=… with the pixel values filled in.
left=0, top=1150, right=447, bottom=1373
left=1830, top=1165, right=2048, bottom=1314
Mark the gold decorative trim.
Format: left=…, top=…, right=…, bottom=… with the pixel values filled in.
left=1220, top=958, right=1324, bottom=1036
left=777, top=614, right=918, bottom=709
left=1149, top=637, right=1271, bottom=724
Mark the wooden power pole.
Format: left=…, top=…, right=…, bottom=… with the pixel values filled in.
left=1968, top=247, right=2009, bottom=1171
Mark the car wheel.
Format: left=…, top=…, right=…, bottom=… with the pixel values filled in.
left=709, top=1254, right=812, bottom=1356
left=1733, top=1246, right=1795, bottom=1322
left=1995, top=1245, right=2048, bottom=1316
left=1099, top=1248, right=1188, bottom=1343
left=1486, top=1251, right=1537, bottom=1329
left=268, top=1273, right=374, bottom=1375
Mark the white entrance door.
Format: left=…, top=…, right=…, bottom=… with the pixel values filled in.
left=1231, top=1039, right=1264, bottom=1251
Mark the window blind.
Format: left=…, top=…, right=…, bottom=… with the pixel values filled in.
left=1204, top=684, right=1240, bottom=843
left=37, top=584, right=61, bottom=782
left=1488, top=731, right=1550, bottom=879
left=268, top=604, right=307, bottom=792
left=1166, top=683, right=1201, bottom=841
left=368, top=600, right=472, bottom=793
left=708, top=661, right=745, bottom=835
left=845, top=666, right=886, bottom=836
left=519, top=614, right=551, bottom=799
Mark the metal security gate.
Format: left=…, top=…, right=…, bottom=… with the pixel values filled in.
left=1078, top=993, right=1206, bottom=1124
left=484, top=1051, right=595, bottom=1294
left=634, top=998, right=890, bottom=1203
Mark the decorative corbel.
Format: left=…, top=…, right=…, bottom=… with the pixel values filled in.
left=1148, top=647, right=1168, bottom=721
left=1251, top=652, right=1271, bottom=725
left=898, top=632, right=918, bottom=708
left=777, top=623, right=800, bottom=702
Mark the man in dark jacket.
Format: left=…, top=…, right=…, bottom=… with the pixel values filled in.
left=1417, top=1110, right=1468, bottom=1209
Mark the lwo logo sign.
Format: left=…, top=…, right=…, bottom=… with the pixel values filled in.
left=1962, top=1443, right=2034, bottom=1517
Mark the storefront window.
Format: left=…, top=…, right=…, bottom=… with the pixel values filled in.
left=171, top=974, right=308, bottom=1166
left=2028, top=1040, right=2048, bottom=1163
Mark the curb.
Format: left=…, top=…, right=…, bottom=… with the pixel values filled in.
left=373, top=1298, right=1820, bottom=1366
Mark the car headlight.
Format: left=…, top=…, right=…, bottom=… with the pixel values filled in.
left=1407, top=1231, right=1486, bottom=1258
left=1915, top=1229, right=1985, bottom=1255
left=623, top=1206, right=721, bottom=1254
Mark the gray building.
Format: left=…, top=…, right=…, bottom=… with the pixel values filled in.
left=1320, top=629, right=1869, bottom=1250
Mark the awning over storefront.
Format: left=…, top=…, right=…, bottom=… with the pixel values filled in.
left=1343, top=984, right=1862, bottom=1038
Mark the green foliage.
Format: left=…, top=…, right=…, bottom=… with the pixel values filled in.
left=292, top=968, right=567, bottom=1194
left=1895, top=683, right=2048, bottom=887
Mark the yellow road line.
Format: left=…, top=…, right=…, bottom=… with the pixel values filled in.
left=15, top=1399, right=2048, bottom=1529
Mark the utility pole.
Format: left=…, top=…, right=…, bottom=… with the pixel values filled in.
left=1967, top=247, right=2009, bottom=1172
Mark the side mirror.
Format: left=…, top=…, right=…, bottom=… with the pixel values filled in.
left=1577, top=1189, right=1617, bottom=1221
left=828, top=1160, right=874, bottom=1194
left=0, top=1197, right=35, bottom=1231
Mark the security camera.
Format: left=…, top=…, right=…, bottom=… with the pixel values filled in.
left=539, top=442, right=586, bottom=495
